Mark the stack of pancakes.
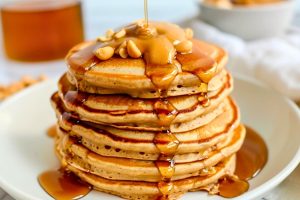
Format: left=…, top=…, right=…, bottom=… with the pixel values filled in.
left=50, top=22, right=246, bottom=199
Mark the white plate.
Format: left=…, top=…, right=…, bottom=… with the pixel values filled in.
left=0, top=76, right=300, bottom=200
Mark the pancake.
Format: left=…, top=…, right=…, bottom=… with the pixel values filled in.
left=56, top=125, right=245, bottom=182
left=52, top=92, right=229, bottom=132
left=52, top=80, right=234, bottom=133
left=57, top=126, right=234, bottom=163
left=52, top=96, right=239, bottom=157
left=56, top=147, right=237, bottom=200
left=66, top=38, right=228, bottom=98
left=57, top=70, right=232, bottom=132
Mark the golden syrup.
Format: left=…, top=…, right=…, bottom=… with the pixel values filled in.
left=64, top=90, right=88, bottom=107
left=66, top=42, right=100, bottom=74
left=38, top=169, right=91, bottom=200
left=198, top=93, right=211, bottom=107
left=152, top=97, right=179, bottom=198
left=235, top=126, right=268, bottom=180
left=157, top=181, right=174, bottom=197
left=154, top=131, right=180, bottom=155
left=218, top=125, right=268, bottom=198
left=153, top=99, right=178, bottom=128
left=177, top=43, right=217, bottom=84
left=218, top=176, right=249, bottom=198
left=47, top=125, right=57, bottom=138
left=145, top=62, right=179, bottom=91
left=144, top=0, right=149, bottom=27
left=156, top=160, right=175, bottom=181
left=1, top=0, right=84, bottom=61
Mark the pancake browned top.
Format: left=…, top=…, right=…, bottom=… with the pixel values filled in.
left=65, top=22, right=228, bottom=98
left=52, top=95, right=239, bottom=155
left=56, top=125, right=245, bottom=182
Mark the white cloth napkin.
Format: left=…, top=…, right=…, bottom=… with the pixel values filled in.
left=180, top=18, right=300, bottom=101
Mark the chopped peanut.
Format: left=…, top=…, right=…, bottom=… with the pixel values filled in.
left=119, top=47, right=128, bottom=58
left=106, top=29, right=115, bottom=38
left=174, top=40, right=193, bottom=53
left=184, top=28, right=194, bottom=39
left=96, top=36, right=111, bottom=42
left=114, top=29, right=126, bottom=39
left=115, top=40, right=127, bottom=54
left=127, top=40, right=142, bottom=58
left=94, top=46, right=115, bottom=60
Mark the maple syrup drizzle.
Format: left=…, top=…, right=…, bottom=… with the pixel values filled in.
left=38, top=169, right=92, bottom=200
left=42, top=125, right=91, bottom=199
left=153, top=98, right=179, bottom=199
left=66, top=42, right=100, bottom=74
left=53, top=4, right=237, bottom=200
left=64, top=90, right=88, bottom=107
left=235, top=126, right=268, bottom=180
left=153, top=99, right=178, bottom=128
left=66, top=21, right=220, bottom=96
left=218, top=176, right=249, bottom=198
left=176, top=41, right=217, bottom=84
left=144, top=0, right=149, bottom=27
left=47, top=124, right=57, bottom=138
left=218, top=125, right=268, bottom=198
left=198, top=93, right=211, bottom=108
left=145, top=62, right=179, bottom=93
left=49, top=93, right=267, bottom=199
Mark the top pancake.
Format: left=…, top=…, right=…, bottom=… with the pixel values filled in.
left=66, top=38, right=227, bottom=98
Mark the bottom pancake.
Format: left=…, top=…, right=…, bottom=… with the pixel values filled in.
left=56, top=152, right=236, bottom=200
left=55, top=125, right=245, bottom=182
left=54, top=125, right=245, bottom=199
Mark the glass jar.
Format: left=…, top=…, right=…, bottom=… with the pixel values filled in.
left=1, top=0, right=84, bottom=62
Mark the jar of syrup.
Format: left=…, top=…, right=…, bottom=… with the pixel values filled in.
left=1, top=0, right=84, bottom=62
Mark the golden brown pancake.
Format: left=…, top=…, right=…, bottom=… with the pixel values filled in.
left=56, top=125, right=245, bottom=182
left=56, top=71, right=232, bottom=132
left=56, top=144, right=239, bottom=200
left=51, top=96, right=240, bottom=157
left=66, top=39, right=228, bottom=98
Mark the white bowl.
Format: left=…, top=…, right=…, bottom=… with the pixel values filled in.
left=0, top=76, right=300, bottom=200
left=199, top=0, right=295, bottom=40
